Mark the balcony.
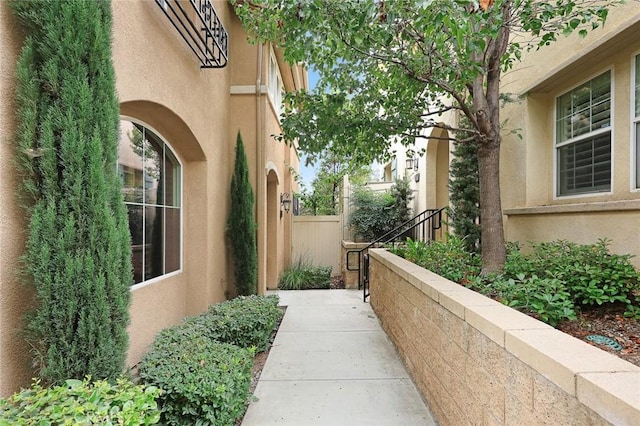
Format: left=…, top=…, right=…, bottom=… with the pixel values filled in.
left=156, top=0, right=228, bottom=69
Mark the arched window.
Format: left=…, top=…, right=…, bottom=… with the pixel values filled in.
left=117, top=119, right=181, bottom=285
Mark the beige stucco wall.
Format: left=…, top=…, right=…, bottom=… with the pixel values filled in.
left=370, top=249, right=640, bottom=425
left=499, top=5, right=640, bottom=264
left=0, top=1, right=304, bottom=395
left=0, top=1, right=33, bottom=397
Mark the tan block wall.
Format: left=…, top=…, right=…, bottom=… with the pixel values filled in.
left=369, top=249, right=640, bottom=425
left=341, top=241, right=370, bottom=289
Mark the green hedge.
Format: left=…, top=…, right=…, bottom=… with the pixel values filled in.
left=137, top=295, right=282, bottom=425
left=138, top=331, right=253, bottom=426
left=185, top=294, right=283, bottom=352
left=0, top=378, right=160, bottom=425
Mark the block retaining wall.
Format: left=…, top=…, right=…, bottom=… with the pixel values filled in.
left=369, top=249, right=640, bottom=425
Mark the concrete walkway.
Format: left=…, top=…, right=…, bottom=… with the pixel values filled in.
left=242, top=290, right=436, bottom=426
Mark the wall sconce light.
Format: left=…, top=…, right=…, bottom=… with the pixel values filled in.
left=280, top=192, right=292, bottom=214
left=405, top=156, right=419, bottom=171
left=405, top=157, right=414, bottom=170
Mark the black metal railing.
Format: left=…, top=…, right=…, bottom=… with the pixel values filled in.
left=346, top=207, right=447, bottom=302
left=155, top=0, right=229, bottom=69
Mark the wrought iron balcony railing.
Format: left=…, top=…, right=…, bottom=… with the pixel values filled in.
left=155, top=0, right=229, bottom=69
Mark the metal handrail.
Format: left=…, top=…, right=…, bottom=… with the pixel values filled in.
left=346, top=207, right=446, bottom=302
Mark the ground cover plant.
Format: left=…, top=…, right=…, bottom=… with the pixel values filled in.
left=392, top=238, right=640, bottom=365
left=0, top=378, right=161, bottom=425
left=278, top=256, right=332, bottom=290
left=137, top=295, right=282, bottom=425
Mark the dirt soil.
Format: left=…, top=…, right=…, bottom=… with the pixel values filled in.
left=555, top=305, right=640, bottom=367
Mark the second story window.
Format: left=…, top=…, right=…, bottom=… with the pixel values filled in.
left=269, top=52, right=283, bottom=117
left=556, top=71, right=611, bottom=196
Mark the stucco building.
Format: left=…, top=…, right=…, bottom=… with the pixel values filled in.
left=382, top=4, right=640, bottom=267
left=499, top=5, right=640, bottom=265
left=0, top=0, right=306, bottom=395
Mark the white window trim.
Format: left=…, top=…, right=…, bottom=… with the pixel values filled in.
left=632, top=51, right=640, bottom=191
left=268, top=48, right=284, bottom=118
left=553, top=67, right=615, bottom=199
left=120, top=116, right=184, bottom=290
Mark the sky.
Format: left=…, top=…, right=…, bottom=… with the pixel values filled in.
left=297, top=69, right=320, bottom=189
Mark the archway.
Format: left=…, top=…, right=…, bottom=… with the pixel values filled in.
left=425, top=126, right=451, bottom=211
left=266, top=169, right=279, bottom=289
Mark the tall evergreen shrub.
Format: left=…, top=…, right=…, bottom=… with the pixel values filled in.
left=449, top=121, right=481, bottom=253
left=11, top=0, right=132, bottom=384
left=228, top=133, right=258, bottom=295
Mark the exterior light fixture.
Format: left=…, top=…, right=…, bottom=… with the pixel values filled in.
left=280, top=192, right=292, bottom=214
left=405, top=157, right=414, bottom=170
left=413, top=156, right=419, bottom=171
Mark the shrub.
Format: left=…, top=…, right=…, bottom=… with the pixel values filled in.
left=0, top=378, right=160, bottom=425
left=278, top=257, right=332, bottom=290
left=138, top=331, right=254, bottom=426
left=449, top=118, right=481, bottom=253
left=503, top=239, right=640, bottom=311
left=468, top=274, right=577, bottom=326
left=228, top=132, right=258, bottom=295
left=392, top=236, right=481, bottom=283
left=11, top=0, right=132, bottom=384
left=394, top=237, right=640, bottom=325
left=348, top=179, right=412, bottom=241
left=185, top=295, right=282, bottom=353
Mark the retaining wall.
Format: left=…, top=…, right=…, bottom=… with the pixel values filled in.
left=369, top=249, right=640, bottom=425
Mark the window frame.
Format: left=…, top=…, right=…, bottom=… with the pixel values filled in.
left=118, top=117, right=183, bottom=289
left=632, top=52, right=640, bottom=190
left=554, top=68, right=614, bottom=198
left=268, top=48, right=284, bottom=117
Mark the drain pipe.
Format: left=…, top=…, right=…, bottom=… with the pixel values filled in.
left=255, top=42, right=265, bottom=294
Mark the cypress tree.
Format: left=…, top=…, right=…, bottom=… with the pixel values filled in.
left=11, top=0, right=132, bottom=384
left=449, top=120, right=481, bottom=253
left=228, top=132, right=258, bottom=295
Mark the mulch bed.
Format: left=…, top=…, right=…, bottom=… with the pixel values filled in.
left=556, top=305, right=640, bottom=367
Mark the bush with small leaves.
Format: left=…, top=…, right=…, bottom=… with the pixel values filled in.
left=392, top=236, right=481, bottom=283
left=468, top=274, right=577, bottom=326
left=0, top=378, right=161, bottom=425
left=183, top=295, right=282, bottom=353
left=138, top=330, right=254, bottom=426
left=503, top=239, right=640, bottom=315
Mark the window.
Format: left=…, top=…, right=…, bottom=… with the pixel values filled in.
left=634, top=54, right=640, bottom=188
left=269, top=52, right=283, bottom=116
left=556, top=71, right=611, bottom=196
left=118, top=120, right=181, bottom=285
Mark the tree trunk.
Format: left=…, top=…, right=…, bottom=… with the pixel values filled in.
left=477, top=138, right=506, bottom=274
left=473, top=1, right=510, bottom=274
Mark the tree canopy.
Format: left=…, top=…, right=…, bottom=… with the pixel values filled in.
left=299, top=154, right=371, bottom=215
left=233, top=0, right=616, bottom=272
